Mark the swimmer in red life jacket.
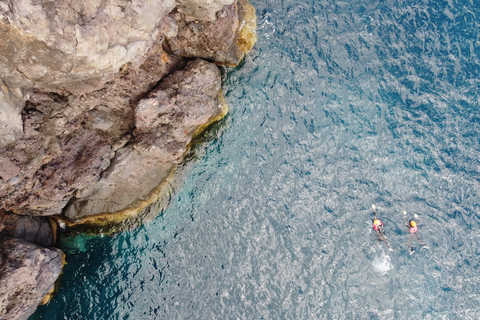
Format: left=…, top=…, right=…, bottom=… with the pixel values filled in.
left=403, top=211, right=429, bottom=254
left=372, top=205, right=393, bottom=251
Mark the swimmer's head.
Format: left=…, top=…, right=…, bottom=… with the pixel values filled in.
left=410, top=220, right=417, bottom=228
left=373, top=219, right=382, bottom=226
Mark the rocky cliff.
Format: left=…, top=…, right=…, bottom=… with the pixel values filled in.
left=0, top=0, right=256, bottom=318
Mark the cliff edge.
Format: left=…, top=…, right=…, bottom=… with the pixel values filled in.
left=0, top=0, right=256, bottom=318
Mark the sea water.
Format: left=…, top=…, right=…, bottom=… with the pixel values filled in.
left=32, top=0, right=480, bottom=319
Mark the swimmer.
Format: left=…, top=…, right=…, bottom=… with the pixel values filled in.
left=372, top=204, right=393, bottom=251
left=403, top=210, right=429, bottom=254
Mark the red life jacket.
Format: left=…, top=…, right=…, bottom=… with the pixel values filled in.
left=373, top=221, right=383, bottom=231
left=409, top=226, right=417, bottom=233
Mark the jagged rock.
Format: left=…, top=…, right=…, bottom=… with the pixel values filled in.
left=166, top=0, right=257, bottom=66
left=64, top=59, right=226, bottom=220
left=0, top=45, right=183, bottom=217
left=0, top=236, right=64, bottom=320
left=0, top=0, right=176, bottom=91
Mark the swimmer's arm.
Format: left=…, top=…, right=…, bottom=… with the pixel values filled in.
left=414, top=214, right=422, bottom=225
left=403, top=211, right=409, bottom=227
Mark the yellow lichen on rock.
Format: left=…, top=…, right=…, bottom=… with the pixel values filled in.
left=237, top=0, right=258, bottom=54
left=39, top=251, right=66, bottom=306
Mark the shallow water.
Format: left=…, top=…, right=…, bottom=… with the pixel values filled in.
left=32, top=0, right=480, bottom=319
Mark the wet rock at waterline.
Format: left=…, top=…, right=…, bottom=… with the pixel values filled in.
left=0, top=236, right=64, bottom=320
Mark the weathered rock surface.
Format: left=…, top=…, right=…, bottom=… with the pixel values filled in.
left=0, top=236, right=64, bottom=320
left=0, top=83, right=26, bottom=148
left=0, top=0, right=247, bottom=149
left=64, top=59, right=225, bottom=221
left=0, top=45, right=183, bottom=217
left=166, top=0, right=257, bottom=66
left=0, top=0, right=176, bottom=89
left=0, top=210, right=56, bottom=247
left=0, top=0, right=257, bottom=318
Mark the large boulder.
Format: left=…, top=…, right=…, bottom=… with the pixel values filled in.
left=64, top=59, right=226, bottom=222
left=0, top=236, right=64, bottom=320
left=166, top=0, right=257, bottom=66
left=0, top=210, right=56, bottom=247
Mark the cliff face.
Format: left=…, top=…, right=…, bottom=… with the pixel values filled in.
left=0, top=0, right=256, bottom=319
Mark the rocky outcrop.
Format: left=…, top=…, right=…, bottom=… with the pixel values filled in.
left=0, top=0, right=256, bottom=318
left=166, top=0, right=257, bottom=66
left=0, top=0, right=178, bottom=149
left=0, top=236, right=64, bottom=320
left=0, top=44, right=183, bottom=217
left=62, top=59, right=227, bottom=231
left=0, top=0, right=256, bottom=219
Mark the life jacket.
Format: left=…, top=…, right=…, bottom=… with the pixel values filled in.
left=373, top=220, right=383, bottom=231
left=409, top=226, right=417, bottom=233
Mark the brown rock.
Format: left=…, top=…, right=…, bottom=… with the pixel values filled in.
left=166, top=0, right=257, bottom=66
left=0, top=44, right=183, bottom=217
left=64, top=59, right=227, bottom=221
left=0, top=236, right=64, bottom=320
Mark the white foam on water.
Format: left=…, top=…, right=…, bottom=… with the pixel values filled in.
left=372, top=252, right=394, bottom=275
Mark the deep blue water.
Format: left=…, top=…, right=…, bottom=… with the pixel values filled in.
left=32, top=0, right=480, bottom=319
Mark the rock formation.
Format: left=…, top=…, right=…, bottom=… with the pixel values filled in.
left=0, top=0, right=257, bottom=318
left=0, top=235, right=65, bottom=320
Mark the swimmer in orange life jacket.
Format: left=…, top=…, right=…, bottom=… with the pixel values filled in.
left=372, top=205, right=393, bottom=251
left=403, top=211, right=429, bottom=254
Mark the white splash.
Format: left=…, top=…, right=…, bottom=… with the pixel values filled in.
left=372, top=253, right=394, bottom=275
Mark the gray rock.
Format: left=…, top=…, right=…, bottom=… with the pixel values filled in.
left=0, top=82, right=26, bottom=148
left=0, top=236, right=64, bottom=320
left=0, top=0, right=176, bottom=91
left=177, top=0, right=234, bottom=21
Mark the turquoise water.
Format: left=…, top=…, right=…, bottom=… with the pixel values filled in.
left=32, top=0, right=480, bottom=319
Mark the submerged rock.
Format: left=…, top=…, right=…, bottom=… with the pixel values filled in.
left=0, top=236, right=64, bottom=320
